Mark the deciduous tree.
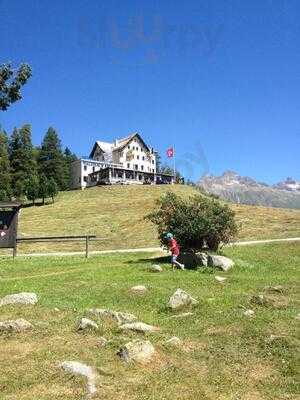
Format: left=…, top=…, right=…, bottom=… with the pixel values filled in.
left=0, top=63, right=32, bottom=111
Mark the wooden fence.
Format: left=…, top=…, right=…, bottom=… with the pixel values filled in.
left=14, top=235, right=100, bottom=258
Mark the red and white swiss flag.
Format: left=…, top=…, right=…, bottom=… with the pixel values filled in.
left=166, top=147, right=174, bottom=158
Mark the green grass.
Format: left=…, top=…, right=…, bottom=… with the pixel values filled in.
left=3, top=185, right=299, bottom=255
left=0, top=242, right=299, bottom=399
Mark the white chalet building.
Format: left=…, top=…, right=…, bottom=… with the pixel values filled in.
left=70, top=132, right=174, bottom=189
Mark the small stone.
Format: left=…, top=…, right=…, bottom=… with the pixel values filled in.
left=118, top=340, right=155, bottom=363
left=0, top=318, right=33, bottom=332
left=119, top=322, right=160, bottom=333
left=130, top=285, right=148, bottom=294
left=215, top=276, right=227, bottom=283
left=250, top=294, right=268, bottom=306
left=207, top=255, right=234, bottom=272
left=168, top=288, right=198, bottom=310
left=149, top=264, right=162, bottom=273
left=97, top=337, right=108, bottom=347
left=77, top=318, right=99, bottom=331
left=60, top=361, right=97, bottom=397
left=243, top=309, right=255, bottom=317
left=0, top=292, right=38, bottom=306
left=88, top=309, right=137, bottom=325
left=54, top=307, right=60, bottom=312
left=165, top=336, right=182, bottom=346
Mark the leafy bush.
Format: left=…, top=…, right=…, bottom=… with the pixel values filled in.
left=146, top=192, right=238, bottom=251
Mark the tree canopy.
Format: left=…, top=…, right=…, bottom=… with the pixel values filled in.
left=0, top=63, right=32, bottom=111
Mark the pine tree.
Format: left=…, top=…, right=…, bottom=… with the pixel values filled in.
left=38, top=127, right=66, bottom=190
left=0, top=128, right=12, bottom=200
left=39, top=174, right=49, bottom=205
left=9, top=124, right=37, bottom=198
left=25, top=175, right=40, bottom=205
left=47, top=177, right=58, bottom=203
left=62, top=147, right=77, bottom=190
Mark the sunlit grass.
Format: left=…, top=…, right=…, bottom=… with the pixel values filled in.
left=0, top=242, right=299, bottom=399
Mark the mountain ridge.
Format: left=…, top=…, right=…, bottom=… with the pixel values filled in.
left=198, top=171, right=300, bottom=209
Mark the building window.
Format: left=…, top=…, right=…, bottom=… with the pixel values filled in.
left=84, top=176, right=88, bottom=182
left=127, top=163, right=130, bottom=169
left=137, top=155, right=139, bottom=160
left=84, top=165, right=87, bottom=171
left=93, top=167, right=95, bottom=172
left=128, top=145, right=130, bottom=149
left=141, top=165, right=144, bottom=171
left=135, top=164, right=138, bottom=170
left=152, top=169, right=155, bottom=172
left=152, top=160, right=155, bottom=164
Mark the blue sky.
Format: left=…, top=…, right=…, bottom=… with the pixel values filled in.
left=1, top=0, right=299, bottom=183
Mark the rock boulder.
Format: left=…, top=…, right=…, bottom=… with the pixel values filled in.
left=0, top=292, right=38, bottom=306
left=168, top=289, right=198, bottom=310
left=118, top=340, right=155, bottom=363
left=207, top=255, right=234, bottom=271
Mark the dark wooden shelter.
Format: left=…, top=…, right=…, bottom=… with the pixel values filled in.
left=0, top=202, right=21, bottom=254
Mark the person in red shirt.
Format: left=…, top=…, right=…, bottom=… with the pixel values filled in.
left=165, top=233, right=185, bottom=271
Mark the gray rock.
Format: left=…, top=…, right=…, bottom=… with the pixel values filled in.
left=0, top=318, right=33, bottom=332
left=118, top=340, right=155, bottom=363
left=149, top=264, right=162, bottom=273
left=88, top=308, right=137, bottom=325
left=215, top=276, right=227, bottom=283
left=243, top=309, right=255, bottom=317
left=60, top=361, right=97, bottom=398
left=97, top=337, right=108, bottom=347
left=77, top=318, right=99, bottom=331
left=178, top=252, right=208, bottom=268
left=119, top=322, right=160, bottom=333
left=130, top=285, right=148, bottom=294
left=0, top=292, right=38, bottom=306
left=207, top=255, right=234, bottom=271
left=168, top=288, right=198, bottom=310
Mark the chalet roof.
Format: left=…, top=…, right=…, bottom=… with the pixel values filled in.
left=90, top=132, right=151, bottom=159
left=114, top=132, right=150, bottom=152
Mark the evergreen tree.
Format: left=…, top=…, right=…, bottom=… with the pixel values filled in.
left=47, top=177, right=58, bottom=203
left=62, top=147, right=77, bottom=190
left=155, top=152, right=162, bottom=173
left=25, top=175, right=40, bottom=205
left=38, top=127, right=66, bottom=190
left=9, top=124, right=37, bottom=198
left=38, top=174, right=49, bottom=205
left=0, top=128, right=12, bottom=200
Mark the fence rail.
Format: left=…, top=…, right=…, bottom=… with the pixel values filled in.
left=15, top=235, right=101, bottom=258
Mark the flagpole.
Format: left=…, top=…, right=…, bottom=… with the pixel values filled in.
left=173, top=144, right=176, bottom=184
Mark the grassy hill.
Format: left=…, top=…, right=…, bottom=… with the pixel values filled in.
left=6, top=185, right=300, bottom=255
left=0, top=242, right=299, bottom=399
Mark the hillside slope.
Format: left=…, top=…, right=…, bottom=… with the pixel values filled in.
left=9, top=185, right=300, bottom=254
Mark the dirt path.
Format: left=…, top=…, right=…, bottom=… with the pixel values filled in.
left=1, top=237, right=299, bottom=259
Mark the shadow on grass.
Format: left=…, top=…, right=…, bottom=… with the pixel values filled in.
left=125, top=255, right=171, bottom=265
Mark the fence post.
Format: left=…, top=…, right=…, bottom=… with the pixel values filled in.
left=85, top=235, right=89, bottom=258
left=13, top=239, right=18, bottom=258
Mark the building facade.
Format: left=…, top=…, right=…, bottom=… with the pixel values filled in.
left=70, top=133, right=174, bottom=189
